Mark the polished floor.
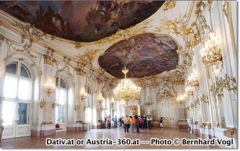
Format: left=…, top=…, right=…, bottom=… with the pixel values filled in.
left=0, top=127, right=221, bottom=149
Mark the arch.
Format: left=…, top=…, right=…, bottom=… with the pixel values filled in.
left=4, top=51, right=42, bottom=78
left=55, top=67, right=75, bottom=89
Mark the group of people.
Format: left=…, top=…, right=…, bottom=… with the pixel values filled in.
left=103, top=115, right=164, bottom=131
left=118, top=114, right=156, bottom=133
left=122, top=115, right=140, bottom=133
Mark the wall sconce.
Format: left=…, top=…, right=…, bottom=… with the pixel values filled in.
left=80, top=88, right=88, bottom=101
left=74, top=105, right=79, bottom=111
left=200, top=32, right=222, bottom=65
left=188, top=69, right=199, bottom=87
left=45, top=79, right=55, bottom=96
left=97, top=94, right=103, bottom=104
left=145, top=96, right=152, bottom=107
left=40, top=100, right=46, bottom=108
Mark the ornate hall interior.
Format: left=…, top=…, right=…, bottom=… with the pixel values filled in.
left=0, top=0, right=237, bottom=149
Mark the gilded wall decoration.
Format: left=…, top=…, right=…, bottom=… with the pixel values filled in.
left=224, top=128, right=237, bottom=139
left=210, top=74, right=237, bottom=96
left=163, top=0, right=176, bottom=11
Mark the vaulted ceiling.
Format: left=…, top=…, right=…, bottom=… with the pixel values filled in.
left=0, top=1, right=164, bottom=42
left=99, top=33, right=178, bottom=78
left=0, top=1, right=193, bottom=80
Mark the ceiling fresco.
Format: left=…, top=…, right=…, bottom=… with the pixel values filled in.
left=0, top=1, right=164, bottom=42
left=98, top=33, right=178, bottom=78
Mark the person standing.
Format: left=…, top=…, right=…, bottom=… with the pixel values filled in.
left=147, top=115, right=152, bottom=129
left=134, top=115, right=140, bottom=133
left=142, top=115, right=147, bottom=129
left=124, top=115, right=130, bottom=132
left=160, top=117, right=164, bottom=128
left=129, top=116, right=135, bottom=133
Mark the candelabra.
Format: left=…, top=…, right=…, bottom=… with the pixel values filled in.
left=45, top=79, right=55, bottom=96
left=80, top=88, right=88, bottom=101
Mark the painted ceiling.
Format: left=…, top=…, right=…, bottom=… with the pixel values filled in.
left=98, top=33, right=178, bottom=78
left=0, top=0, right=164, bottom=42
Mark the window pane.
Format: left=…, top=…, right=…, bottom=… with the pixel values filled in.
left=2, top=101, right=16, bottom=126
left=3, top=75, right=17, bottom=98
left=6, top=63, right=17, bottom=75
left=85, top=108, right=92, bottom=123
left=20, top=64, right=30, bottom=78
left=18, top=79, right=32, bottom=100
left=18, top=103, right=29, bottom=124
left=56, top=106, right=64, bottom=123
left=59, top=88, right=67, bottom=105
left=60, top=79, right=66, bottom=88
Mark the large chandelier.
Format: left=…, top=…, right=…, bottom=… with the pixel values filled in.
left=113, top=66, right=141, bottom=103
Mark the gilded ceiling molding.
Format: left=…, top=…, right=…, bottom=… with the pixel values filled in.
left=14, top=22, right=46, bottom=43
left=94, top=19, right=152, bottom=46
left=76, top=68, right=85, bottom=76
left=77, top=49, right=101, bottom=67
left=163, top=0, right=176, bottom=11
left=71, top=16, right=153, bottom=49
left=195, top=1, right=206, bottom=15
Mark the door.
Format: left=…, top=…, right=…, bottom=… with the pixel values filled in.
left=2, top=101, right=31, bottom=139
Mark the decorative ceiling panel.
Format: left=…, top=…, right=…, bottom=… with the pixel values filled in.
left=98, top=33, right=178, bottom=78
left=0, top=1, right=164, bottom=42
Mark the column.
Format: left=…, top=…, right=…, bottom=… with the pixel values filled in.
left=0, top=37, right=7, bottom=140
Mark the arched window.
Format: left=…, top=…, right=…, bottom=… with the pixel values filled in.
left=3, top=61, right=32, bottom=126
left=55, top=77, right=67, bottom=123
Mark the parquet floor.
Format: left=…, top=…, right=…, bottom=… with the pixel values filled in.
left=0, top=127, right=221, bottom=149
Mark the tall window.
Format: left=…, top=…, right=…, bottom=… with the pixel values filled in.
left=55, top=77, right=67, bottom=123
left=3, top=62, right=32, bottom=125
left=85, top=86, right=92, bottom=123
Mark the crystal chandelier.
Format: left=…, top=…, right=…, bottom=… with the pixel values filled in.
left=113, top=66, right=141, bottom=103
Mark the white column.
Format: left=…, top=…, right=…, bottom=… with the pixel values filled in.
left=0, top=38, right=7, bottom=134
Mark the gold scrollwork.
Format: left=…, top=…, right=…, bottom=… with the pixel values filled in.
left=210, top=74, right=237, bottom=95
left=163, top=0, right=176, bottom=11
left=14, top=22, right=46, bottom=42
left=200, top=95, right=209, bottom=103
left=224, top=128, right=237, bottom=138
left=195, top=1, right=206, bottom=15
left=202, top=123, right=211, bottom=129
left=43, top=55, right=55, bottom=66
